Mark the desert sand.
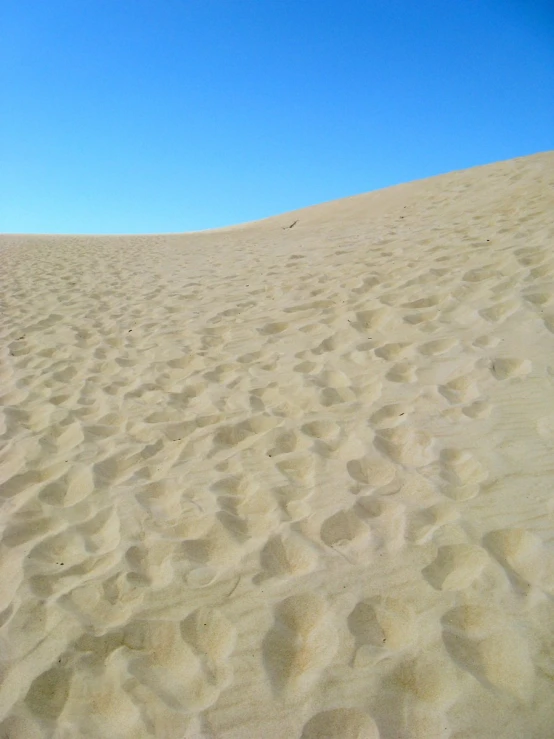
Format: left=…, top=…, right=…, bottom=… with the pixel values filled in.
left=0, top=151, right=553, bottom=738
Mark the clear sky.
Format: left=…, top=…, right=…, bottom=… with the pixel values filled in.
left=1, top=0, right=553, bottom=234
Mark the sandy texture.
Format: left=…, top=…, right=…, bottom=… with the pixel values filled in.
left=1, top=151, right=554, bottom=738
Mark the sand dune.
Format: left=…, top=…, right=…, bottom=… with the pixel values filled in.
left=1, top=151, right=553, bottom=738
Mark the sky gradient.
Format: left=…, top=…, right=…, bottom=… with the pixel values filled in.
left=1, top=0, right=553, bottom=234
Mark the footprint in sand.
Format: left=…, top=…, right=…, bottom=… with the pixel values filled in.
left=267, top=429, right=300, bottom=456
left=258, top=321, right=289, bottom=336
left=374, top=342, right=413, bottom=361
left=438, top=374, right=480, bottom=404
left=541, top=313, right=554, bottom=334
left=27, top=529, right=91, bottom=570
left=386, top=362, right=418, bottom=383
left=515, top=247, right=550, bottom=267
left=211, top=415, right=279, bottom=449
left=301, top=708, right=380, bottom=739
left=301, top=419, right=341, bottom=440
left=180, top=606, right=237, bottom=672
left=483, top=528, right=554, bottom=596
left=124, top=541, right=176, bottom=589
left=262, top=593, right=337, bottom=695
left=77, top=506, right=121, bottom=554
left=59, top=564, right=144, bottom=629
left=407, top=502, right=460, bottom=545
left=216, top=486, right=279, bottom=539
left=348, top=596, right=417, bottom=657
left=522, top=291, right=553, bottom=308
left=462, top=266, right=501, bottom=283
left=441, top=605, right=535, bottom=701
left=490, top=357, right=532, bottom=380
left=392, top=653, right=459, bottom=707
left=0, top=598, right=58, bottom=661
left=136, top=479, right=191, bottom=523
left=0, top=716, right=46, bottom=739
left=461, top=399, right=492, bottom=419
left=402, top=308, right=440, bottom=325
left=418, top=337, right=459, bottom=356
left=369, top=403, right=412, bottom=428
left=423, top=544, right=489, bottom=590
left=293, top=359, right=319, bottom=374
left=257, top=532, right=318, bottom=580
left=352, top=276, right=380, bottom=295
left=354, top=308, right=390, bottom=332
left=180, top=519, right=243, bottom=568
left=37, top=464, right=94, bottom=507
left=320, top=508, right=370, bottom=551
left=125, top=608, right=236, bottom=713
left=276, top=454, right=316, bottom=486
left=439, top=449, right=488, bottom=501
left=24, top=666, right=72, bottom=721
left=355, top=497, right=406, bottom=553
left=479, top=300, right=519, bottom=323
left=320, top=386, right=357, bottom=406
left=316, top=368, right=351, bottom=389
left=347, top=455, right=396, bottom=488
left=311, top=332, right=349, bottom=355
left=1, top=508, right=56, bottom=547
left=374, top=427, right=435, bottom=468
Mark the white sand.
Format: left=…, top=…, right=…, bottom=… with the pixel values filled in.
left=1, top=151, right=553, bottom=738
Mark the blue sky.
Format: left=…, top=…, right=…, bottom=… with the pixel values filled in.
left=1, top=0, right=553, bottom=234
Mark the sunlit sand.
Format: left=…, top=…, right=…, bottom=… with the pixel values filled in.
left=1, top=151, right=553, bottom=738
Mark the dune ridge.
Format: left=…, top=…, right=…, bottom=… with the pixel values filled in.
left=1, top=151, right=554, bottom=738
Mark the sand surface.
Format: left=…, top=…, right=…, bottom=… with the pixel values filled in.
left=1, top=151, right=554, bottom=738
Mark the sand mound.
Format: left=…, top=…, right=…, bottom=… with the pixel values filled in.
left=1, top=151, right=553, bottom=738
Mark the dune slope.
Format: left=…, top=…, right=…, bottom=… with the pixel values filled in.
left=1, top=151, right=554, bottom=738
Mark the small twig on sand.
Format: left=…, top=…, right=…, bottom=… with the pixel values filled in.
left=226, top=576, right=241, bottom=597
left=282, top=220, right=298, bottom=230
left=327, top=543, right=356, bottom=565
